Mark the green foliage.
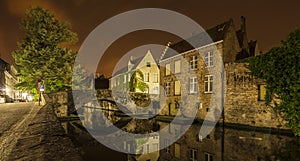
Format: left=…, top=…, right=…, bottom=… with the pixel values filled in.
left=129, top=70, right=149, bottom=93
left=13, top=6, right=78, bottom=93
left=247, top=28, right=300, bottom=136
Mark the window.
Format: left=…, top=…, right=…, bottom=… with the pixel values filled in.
left=124, top=75, right=127, bottom=83
left=204, top=153, right=213, bottom=161
left=175, top=60, right=181, bottom=73
left=165, top=82, right=171, bottom=96
left=144, top=73, right=149, bottom=82
left=146, top=62, right=151, bottom=67
left=164, top=139, right=170, bottom=153
left=166, top=63, right=171, bottom=76
left=189, top=77, right=198, bottom=93
left=258, top=85, right=266, bottom=101
left=153, top=73, right=158, bottom=83
left=190, top=149, right=198, bottom=161
left=128, top=73, right=131, bottom=82
left=145, top=144, right=150, bottom=153
left=152, top=86, right=159, bottom=94
left=152, top=143, right=159, bottom=152
left=205, top=51, right=214, bottom=67
left=174, top=80, right=181, bottom=95
left=174, top=143, right=181, bottom=158
left=190, top=56, right=198, bottom=70
left=204, top=75, right=213, bottom=93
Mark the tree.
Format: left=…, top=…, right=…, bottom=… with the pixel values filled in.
left=129, top=70, right=149, bottom=93
left=13, top=6, right=78, bottom=93
left=247, top=28, right=300, bottom=136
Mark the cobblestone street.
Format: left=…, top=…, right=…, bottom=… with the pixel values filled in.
left=0, top=102, right=81, bottom=161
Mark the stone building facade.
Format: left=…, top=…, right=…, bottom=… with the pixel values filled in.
left=158, top=17, right=284, bottom=128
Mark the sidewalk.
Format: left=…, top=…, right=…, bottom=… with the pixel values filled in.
left=7, top=104, right=82, bottom=161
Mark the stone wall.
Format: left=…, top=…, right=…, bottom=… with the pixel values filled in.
left=159, top=58, right=286, bottom=129
left=224, top=63, right=286, bottom=128
left=47, top=91, right=75, bottom=117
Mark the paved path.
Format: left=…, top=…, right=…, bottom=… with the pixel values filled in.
left=0, top=102, right=82, bottom=161
left=0, top=102, right=39, bottom=161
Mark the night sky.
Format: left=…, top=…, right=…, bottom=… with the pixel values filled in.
left=0, top=0, right=299, bottom=76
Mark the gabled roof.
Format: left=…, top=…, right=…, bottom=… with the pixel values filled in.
left=161, top=19, right=234, bottom=60
left=112, top=56, right=144, bottom=77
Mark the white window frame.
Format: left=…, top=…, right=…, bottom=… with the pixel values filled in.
left=128, top=73, right=131, bottom=82
left=204, top=152, right=213, bottom=161
left=190, top=149, right=198, bottom=161
left=189, top=77, right=198, bottom=93
left=204, top=75, right=213, bottom=93
left=205, top=51, right=214, bottom=67
left=190, top=55, right=198, bottom=70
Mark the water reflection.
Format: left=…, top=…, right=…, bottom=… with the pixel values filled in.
left=62, top=118, right=299, bottom=161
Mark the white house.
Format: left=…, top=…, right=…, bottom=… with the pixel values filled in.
left=110, top=50, right=160, bottom=95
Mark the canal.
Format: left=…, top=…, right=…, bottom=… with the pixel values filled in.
left=61, top=118, right=299, bottom=161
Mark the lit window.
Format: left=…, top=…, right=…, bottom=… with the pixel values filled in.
left=258, top=85, right=266, bottom=101
left=175, top=60, right=181, bottom=73
left=175, top=143, right=181, bottom=158
left=205, top=51, right=214, bottom=67
left=174, top=80, right=181, bottom=95
left=166, top=63, right=171, bottom=76
left=204, top=75, right=213, bottom=93
left=165, top=82, right=171, bottom=96
left=190, top=56, right=198, bottom=70
left=189, top=77, right=198, bottom=93
left=144, top=73, right=149, bottom=82
left=190, top=149, right=198, bottom=161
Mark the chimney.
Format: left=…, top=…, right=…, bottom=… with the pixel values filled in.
left=241, top=16, right=246, bottom=33
left=130, top=56, right=135, bottom=62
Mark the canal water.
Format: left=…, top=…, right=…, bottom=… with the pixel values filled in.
left=61, top=119, right=299, bottom=161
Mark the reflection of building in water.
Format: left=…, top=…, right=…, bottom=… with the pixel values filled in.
left=126, top=133, right=160, bottom=161
left=158, top=122, right=298, bottom=161
left=158, top=122, right=221, bottom=161
left=83, top=99, right=121, bottom=129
